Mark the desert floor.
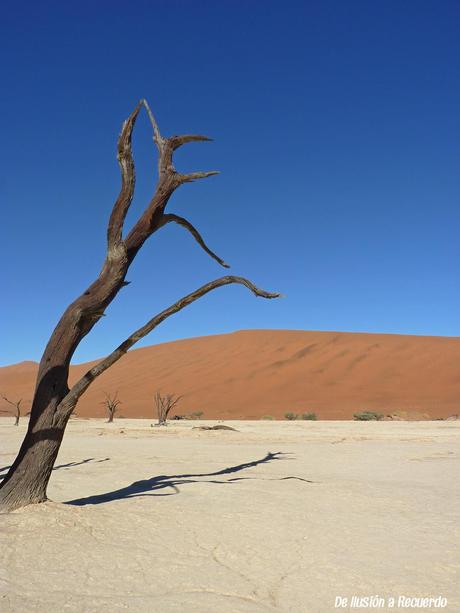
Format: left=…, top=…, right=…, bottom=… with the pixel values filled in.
left=1, top=418, right=459, bottom=612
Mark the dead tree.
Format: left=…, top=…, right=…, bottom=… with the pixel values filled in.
left=101, top=391, right=122, bottom=423
left=0, top=99, right=280, bottom=513
left=1, top=394, right=22, bottom=426
left=154, top=392, right=182, bottom=426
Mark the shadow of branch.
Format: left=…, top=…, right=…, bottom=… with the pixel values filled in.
left=0, top=457, right=110, bottom=482
left=54, top=457, right=110, bottom=470
left=66, top=451, right=312, bottom=506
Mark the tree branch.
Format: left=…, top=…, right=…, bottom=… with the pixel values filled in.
left=160, top=213, right=230, bottom=268
left=0, top=394, right=22, bottom=410
left=169, top=134, right=213, bottom=150
left=178, top=170, right=220, bottom=183
left=58, top=276, right=281, bottom=412
left=107, top=101, right=143, bottom=252
left=124, top=100, right=219, bottom=260
left=141, top=98, right=163, bottom=149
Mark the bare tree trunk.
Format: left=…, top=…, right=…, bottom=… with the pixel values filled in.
left=0, top=235, right=131, bottom=510
left=0, top=400, right=74, bottom=509
left=0, top=100, right=280, bottom=512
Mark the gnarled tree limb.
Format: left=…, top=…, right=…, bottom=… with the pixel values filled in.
left=169, top=134, right=213, bottom=150
left=123, top=99, right=218, bottom=262
left=107, top=101, right=142, bottom=252
left=142, top=98, right=163, bottom=149
left=58, top=276, right=281, bottom=414
left=0, top=97, right=281, bottom=513
left=160, top=213, right=230, bottom=268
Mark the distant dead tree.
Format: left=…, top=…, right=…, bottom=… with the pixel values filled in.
left=101, top=392, right=122, bottom=423
left=0, top=99, right=280, bottom=513
left=154, top=392, right=182, bottom=426
left=1, top=394, right=22, bottom=427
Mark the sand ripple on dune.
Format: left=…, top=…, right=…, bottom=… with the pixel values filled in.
left=1, top=330, right=460, bottom=420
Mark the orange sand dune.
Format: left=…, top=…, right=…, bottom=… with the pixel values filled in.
left=1, top=330, right=459, bottom=420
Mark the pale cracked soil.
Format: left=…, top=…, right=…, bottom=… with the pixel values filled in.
left=1, top=419, right=459, bottom=612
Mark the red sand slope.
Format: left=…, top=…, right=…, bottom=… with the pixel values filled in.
left=1, top=330, right=459, bottom=420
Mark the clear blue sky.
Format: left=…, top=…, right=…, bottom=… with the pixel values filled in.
left=1, top=0, right=459, bottom=366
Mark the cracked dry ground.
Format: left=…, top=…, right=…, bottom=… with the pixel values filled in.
left=1, top=419, right=459, bottom=612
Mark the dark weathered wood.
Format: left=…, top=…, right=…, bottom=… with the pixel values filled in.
left=58, top=276, right=280, bottom=415
left=107, top=102, right=142, bottom=252
left=0, top=100, right=280, bottom=513
left=160, top=214, right=230, bottom=268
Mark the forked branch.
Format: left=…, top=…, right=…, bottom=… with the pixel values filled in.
left=1, top=394, right=22, bottom=426
left=58, top=277, right=281, bottom=413
left=0, top=97, right=282, bottom=514
left=123, top=99, right=219, bottom=260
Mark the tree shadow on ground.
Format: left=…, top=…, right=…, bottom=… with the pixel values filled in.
left=0, top=467, right=13, bottom=487
left=0, top=457, right=110, bottom=482
left=66, top=451, right=314, bottom=506
left=54, top=457, right=110, bottom=470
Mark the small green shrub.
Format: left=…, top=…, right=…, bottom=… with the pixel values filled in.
left=301, top=412, right=317, bottom=420
left=261, top=415, right=274, bottom=420
left=190, top=411, right=204, bottom=419
left=353, top=411, right=383, bottom=421
left=285, top=412, right=298, bottom=420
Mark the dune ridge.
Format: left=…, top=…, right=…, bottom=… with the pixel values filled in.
left=1, top=329, right=459, bottom=420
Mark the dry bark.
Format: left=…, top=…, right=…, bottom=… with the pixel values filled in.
left=0, top=100, right=280, bottom=512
